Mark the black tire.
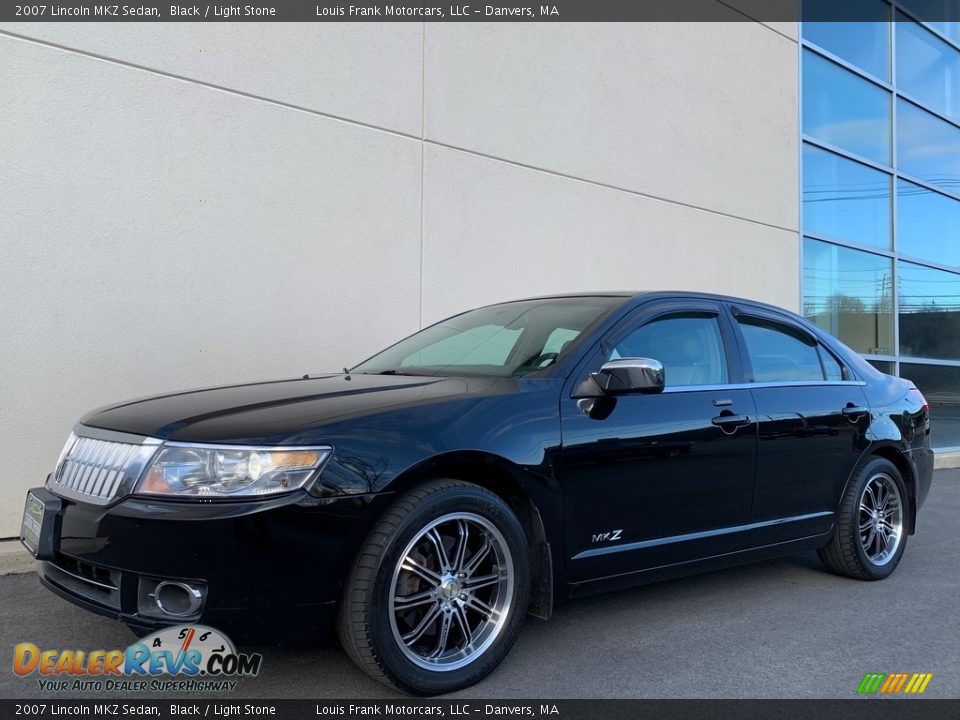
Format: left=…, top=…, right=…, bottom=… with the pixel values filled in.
left=818, top=457, right=909, bottom=580
left=337, top=479, right=530, bottom=695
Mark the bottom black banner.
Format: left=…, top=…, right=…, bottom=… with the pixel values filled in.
left=2, top=700, right=957, bottom=720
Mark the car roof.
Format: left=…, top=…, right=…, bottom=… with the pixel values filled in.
left=507, top=290, right=793, bottom=314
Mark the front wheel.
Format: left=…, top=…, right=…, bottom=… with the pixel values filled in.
left=818, top=457, right=909, bottom=580
left=337, top=480, right=530, bottom=695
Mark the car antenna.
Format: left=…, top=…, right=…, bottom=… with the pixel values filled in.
left=343, top=367, right=351, bottom=380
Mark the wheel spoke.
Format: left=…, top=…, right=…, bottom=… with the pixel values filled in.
left=453, top=604, right=473, bottom=648
left=401, top=557, right=442, bottom=587
left=464, top=572, right=500, bottom=591
left=429, top=611, right=454, bottom=658
left=875, top=530, right=889, bottom=558
left=453, top=520, right=470, bottom=573
left=463, top=537, right=492, bottom=577
left=426, top=528, right=453, bottom=572
left=465, top=595, right=496, bottom=620
left=394, top=589, right=437, bottom=611
left=863, top=484, right=877, bottom=512
left=875, top=483, right=889, bottom=511
left=402, top=604, right=441, bottom=646
left=859, top=516, right=874, bottom=530
left=863, top=526, right=877, bottom=553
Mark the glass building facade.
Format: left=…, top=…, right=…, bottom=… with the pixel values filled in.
left=802, top=3, right=960, bottom=449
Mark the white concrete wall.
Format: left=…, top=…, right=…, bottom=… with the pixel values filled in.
left=0, top=18, right=798, bottom=536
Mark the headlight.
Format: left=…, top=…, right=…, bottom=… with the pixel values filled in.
left=136, top=444, right=332, bottom=498
left=48, top=432, right=79, bottom=485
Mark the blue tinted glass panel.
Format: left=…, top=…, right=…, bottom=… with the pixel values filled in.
left=802, top=0, right=889, bottom=79
left=899, top=261, right=960, bottom=359
left=898, top=100, right=960, bottom=195
left=897, top=180, right=960, bottom=267
left=803, top=238, right=894, bottom=355
left=900, top=363, right=960, bottom=448
left=803, top=144, right=891, bottom=249
left=897, top=16, right=960, bottom=123
left=900, top=0, right=960, bottom=43
left=928, top=22, right=960, bottom=44
left=803, top=50, right=891, bottom=164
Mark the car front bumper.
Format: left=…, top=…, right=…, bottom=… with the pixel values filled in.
left=28, top=485, right=391, bottom=636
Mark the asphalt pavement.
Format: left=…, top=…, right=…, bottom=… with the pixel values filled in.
left=2, top=472, right=958, bottom=700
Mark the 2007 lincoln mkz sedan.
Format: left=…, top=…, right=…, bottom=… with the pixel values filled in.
left=22, top=292, right=933, bottom=694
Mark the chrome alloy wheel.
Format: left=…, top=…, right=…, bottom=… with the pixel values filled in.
left=388, top=512, right=514, bottom=671
left=859, top=472, right=904, bottom=566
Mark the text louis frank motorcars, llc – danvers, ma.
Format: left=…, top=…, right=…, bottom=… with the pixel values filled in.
left=316, top=705, right=558, bottom=716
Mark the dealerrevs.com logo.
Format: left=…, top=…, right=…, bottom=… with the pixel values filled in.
left=13, top=625, right=262, bottom=692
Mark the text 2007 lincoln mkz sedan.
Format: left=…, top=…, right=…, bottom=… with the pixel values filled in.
left=22, top=292, right=933, bottom=694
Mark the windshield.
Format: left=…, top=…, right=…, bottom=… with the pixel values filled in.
left=352, top=297, right=623, bottom=377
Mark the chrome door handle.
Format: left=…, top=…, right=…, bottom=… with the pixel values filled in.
left=711, top=413, right=751, bottom=434
left=842, top=404, right=870, bottom=421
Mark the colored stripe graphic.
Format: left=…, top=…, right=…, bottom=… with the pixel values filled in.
left=857, top=673, right=886, bottom=694
left=879, top=674, right=898, bottom=693
left=893, top=673, right=909, bottom=693
left=905, top=674, right=933, bottom=694
left=857, top=673, right=932, bottom=694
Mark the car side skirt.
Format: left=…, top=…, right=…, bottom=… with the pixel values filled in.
left=564, top=530, right=834, bottom=600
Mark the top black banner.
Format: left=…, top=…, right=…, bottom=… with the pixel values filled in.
left=1, top=0, right=957, bottom=23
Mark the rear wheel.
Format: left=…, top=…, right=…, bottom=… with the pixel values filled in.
left=818, top=457, right=909, bottom=580
left=337, top=480, right=530, bottom=695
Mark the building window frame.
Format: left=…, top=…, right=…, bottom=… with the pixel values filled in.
left=801, top=2, right=960, bottom=451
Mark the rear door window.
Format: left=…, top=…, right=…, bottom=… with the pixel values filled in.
left=737, top=317, right=832, bottom=382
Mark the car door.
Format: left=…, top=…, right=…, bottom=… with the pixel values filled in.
left=559, top=299, right=758, bottom=583
left=728, top=306, right=872, bottom=546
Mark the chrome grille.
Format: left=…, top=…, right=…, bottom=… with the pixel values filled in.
left=51, top=434, right=154, bottom=502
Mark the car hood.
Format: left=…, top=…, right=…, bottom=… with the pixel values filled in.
left=79, top=373, right=504, bottom=443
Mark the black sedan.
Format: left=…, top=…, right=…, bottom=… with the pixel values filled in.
left=21, top=292, right=933, bottom=694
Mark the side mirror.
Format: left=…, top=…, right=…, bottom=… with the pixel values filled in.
left=591, top=357, right=665, bottom=395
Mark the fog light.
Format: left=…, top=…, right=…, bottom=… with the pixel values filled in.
left=154, top=581, right=203, bottom=617
left=137, top=577, right=205, bottom=619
